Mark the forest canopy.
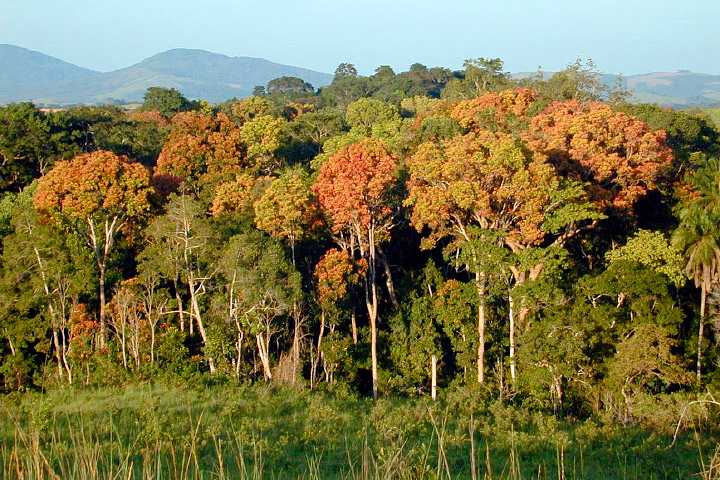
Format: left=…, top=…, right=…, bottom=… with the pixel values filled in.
left=1, top=57, right=719, bottom=426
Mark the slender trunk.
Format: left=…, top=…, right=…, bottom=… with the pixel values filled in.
left=174, top=279, right=185, bottom=332
left=292, top=309, right=300, bottom=385
left=369, top=293, right=378, bottom=399
left=698, top=282, right=706, bottom=383
left=188, top=277, right=214, bottom=373
left=235, top=331, right=243, bottom=378
left=431, top=354, right=437, bottom=400
left=475, top=272, right=486, bottom=384
left=150, top=325, right=156, bottom=365
left=256, top=333, right=272, bottom=380
left=290, top=236, right=296, bottom=267
left=509, top=293, right=516, bottom=384
left=366, top=226, right=379, bottom=400
left=52, top=330, right=63, bottom=379
left=98, top=265, right=107, bottom=348
left=61, top=329, right=72, bottom=384
left=312, top=310, right=326, bottom=387
left=351, top=309, right=358, bottom=345
left=120, top=320, right=127, bottom=370
left=378, top=247, right=398, bottom=309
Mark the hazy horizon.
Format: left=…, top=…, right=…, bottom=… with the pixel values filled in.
left=2, top=0, right=718, bottom=76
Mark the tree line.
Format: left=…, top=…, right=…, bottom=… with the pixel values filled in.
left=1, top=58, right=719, bottom=421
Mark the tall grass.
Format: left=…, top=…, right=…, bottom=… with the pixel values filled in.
left=0, top=384, right=717, bottom=479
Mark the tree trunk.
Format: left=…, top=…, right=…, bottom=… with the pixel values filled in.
left=98, top=265, right=107, bottom=348
left=292, top=309, right=301, bottom=385
left=698, top=282, right=706, bottom=383
left=312, top=310, right=326, bottom=387
left=431, top=354, right=437, bottom=400
left=52, top=330, right=63, bottom=380
left=257, top=333, right=272, bottom=380
left=367, top=227, right=380, bottom=400
left=475, top=272, right=486, bottom=384
left=187, top=273, right=214, bottom=372
left=351, top=309, right=358, bottom=345
left=174, top=280, right=185, bottom=332
left=378, top=247, right=399, bottom=309
left=509, top=293, right=516, bottom=384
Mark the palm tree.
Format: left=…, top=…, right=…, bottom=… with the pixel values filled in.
left=672, top=158, right=720, bottom=383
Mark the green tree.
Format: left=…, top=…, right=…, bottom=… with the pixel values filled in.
left=217, top=231, right=301, bottom=381
left=141, top=87, right=194, bottom=118
left=672, top=159, right=720, bottom=383
left=267, top=76, right=315, bottom=95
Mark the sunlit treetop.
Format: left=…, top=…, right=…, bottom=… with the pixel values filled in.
left=33, top=150, right=153, bottom=233
left=451, top=88, right=537, bottom=133
left=155, top=111, right=245, bottom=188
left=313, top=138, right=399, bottom=234
left=526, top=100, right=674, bottom=210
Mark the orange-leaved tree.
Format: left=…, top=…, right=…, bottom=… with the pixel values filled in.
left=526, top=100, right=673, bottom=211
left=34, top=150, right=153, bottom=345
left=313, top=139, right=399, bottom=398
left=450, top=88, right=537, bottom=133
left=406, top=131, right=600, bottom=383
left=155, top=111, right=245, bottom=190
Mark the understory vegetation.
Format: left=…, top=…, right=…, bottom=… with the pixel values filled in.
left=1, top=58, right=720, bottom=477
left=1, top=384, right=719, bottom=479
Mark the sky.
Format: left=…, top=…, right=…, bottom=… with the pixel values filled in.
left=2, top=0, right=718, bottom=75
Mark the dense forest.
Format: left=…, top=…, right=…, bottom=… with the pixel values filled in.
left=1, top=56, right=719, bottom=435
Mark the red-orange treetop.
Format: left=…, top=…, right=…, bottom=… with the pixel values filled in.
left=313, top=139, right=399, bottom=237
left=34, top=150, right=153, bottom=232
left=526, top=100, right=673, bottom=210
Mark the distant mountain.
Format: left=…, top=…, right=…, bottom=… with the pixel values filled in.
left=2, top=44, right=719, bottom=108
left=624, top=71, right=720, bottom=107
left=0, top=44, right=100, bottom=104
left=513, top=69, right=720, bottom=108
left=0, top=45, right=333, bottom=105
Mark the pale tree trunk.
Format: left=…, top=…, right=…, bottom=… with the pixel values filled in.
left=312, top=310, right=326, bottom=387
left=235, top=330, right=243, bottom=379
left=366, top=225, right=380, bottom=400
left=698, top=281, right=706, bottom=383
left=174, top=279, right=185, bottom=332
left=351, top=309, right=358, bottom=345
left=33, top=245, right=69, bottom=383
left=378, top=247, right=398, bottom=309
left=52, top=330, right=63, bottom=379
left=475, top=271, right=486, bottom=384
left=257, top=331, right=272, bottom=380
left=509, top=293, right=516, bottom=384
left=98, top=265, right=107, bottom=347
left=431, top=354, right=437, bottom=400
left=87, top=216, right=120, bottom=348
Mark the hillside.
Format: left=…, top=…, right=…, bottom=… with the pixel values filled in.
left=0, top=44, right=101, bottom=104
left=1, top=44, right=719, bottom=107
left=0, top=45, right=333, bottom=105
left=626, top=71, right=720, bottom=107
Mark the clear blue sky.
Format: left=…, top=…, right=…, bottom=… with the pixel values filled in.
left=2, top=0, right=717, bottom=75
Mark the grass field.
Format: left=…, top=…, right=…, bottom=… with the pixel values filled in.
left=0, top=384, right=718, bottom=479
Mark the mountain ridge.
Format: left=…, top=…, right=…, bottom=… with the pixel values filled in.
left=0, top=45, right=333, bottom=105
left=1, top=44, right=719, bottom=108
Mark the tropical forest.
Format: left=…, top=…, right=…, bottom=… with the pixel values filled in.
left=1, top=59, right=719, bottom=478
